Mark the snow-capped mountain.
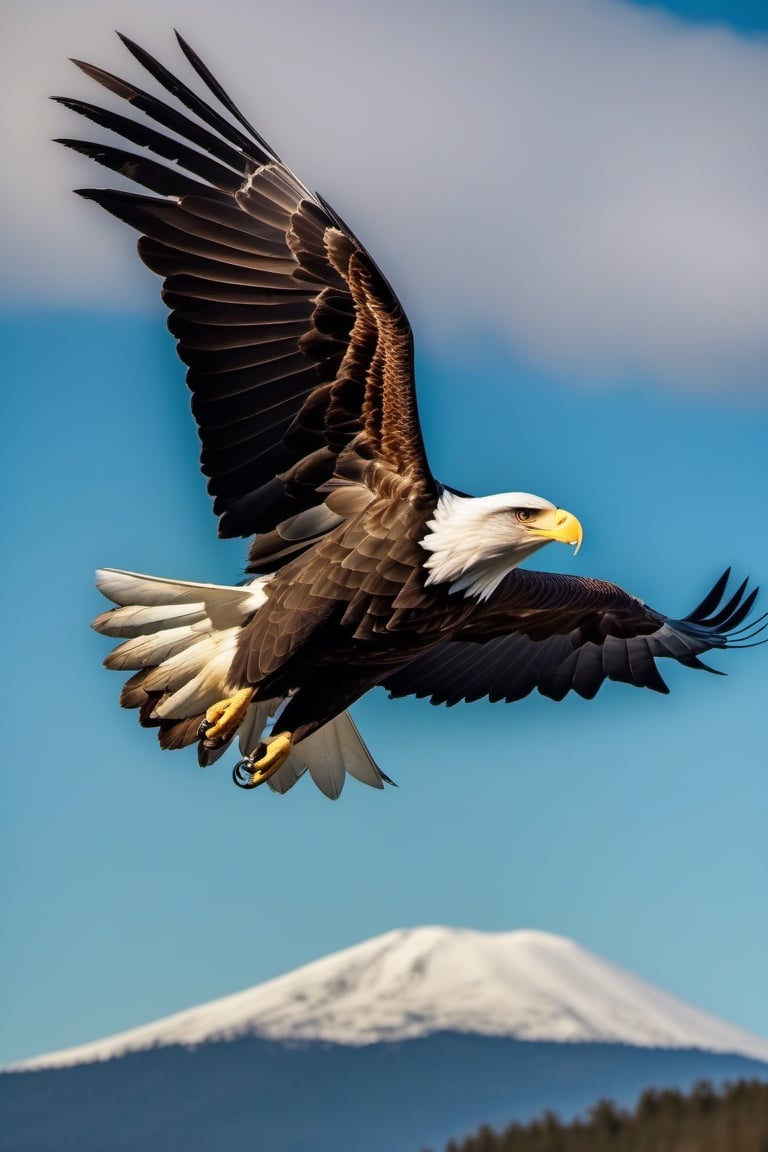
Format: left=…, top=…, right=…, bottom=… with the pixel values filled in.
left=16, top=926, right=768, bottom=1069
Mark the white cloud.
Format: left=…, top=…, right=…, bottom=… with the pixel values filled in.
left=3, top=0, right=768, bottom=394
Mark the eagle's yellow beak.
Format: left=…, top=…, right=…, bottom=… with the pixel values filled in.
left=529, top=507, right=583, bottom=556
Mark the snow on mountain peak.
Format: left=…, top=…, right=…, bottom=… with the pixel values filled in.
left=14, top=926, right=768, bottom=1069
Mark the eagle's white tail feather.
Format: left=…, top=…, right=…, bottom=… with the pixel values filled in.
left=237, top=701, right=384, bottom=799
left=94, top=567, right=385, bottom=799
left=333, top=713, right=385, bottom=790
left=280, top=712, right=385, bottom=800
left=267, top=758, right=309, bottom=794
left=307, top=724, right=347, bottom=800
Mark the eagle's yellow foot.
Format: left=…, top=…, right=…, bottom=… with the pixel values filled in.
left=198, top=687, right=255, bottom=744
left=232, top=732, right=292, bottom=790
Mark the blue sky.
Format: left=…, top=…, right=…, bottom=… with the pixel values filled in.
left=627, top=0, right=768, bottom=31
left=2, top=0, right=767, bottom=1066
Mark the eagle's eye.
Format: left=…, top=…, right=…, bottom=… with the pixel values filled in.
left=515, top=509, right=536, bottom=523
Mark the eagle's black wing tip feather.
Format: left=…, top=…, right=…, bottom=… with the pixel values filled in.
left=170, top=30, right=280, bottom=161
left=115, top=31, right=140, bottom=52
left=681, top=569, right=764, bottom=638
left=669, top=570, right=767, bottom=662
left=683, top=567, right=733, bottom=624
left=679, top=655, right=728, bottom=676
left=720, top=585, right=759, bottom=633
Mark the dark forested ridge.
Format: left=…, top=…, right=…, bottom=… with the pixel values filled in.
left=3, top=1036, right=767, bottom=1152
left=442, top=1078, right=768, bottom=1152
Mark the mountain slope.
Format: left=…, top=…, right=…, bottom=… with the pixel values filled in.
left=14, top=927, right=768, bottom=1068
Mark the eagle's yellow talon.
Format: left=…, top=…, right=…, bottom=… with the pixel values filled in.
left=233, top=732, right=292, bottom=790
left=202, top=687, right=254, bottom=743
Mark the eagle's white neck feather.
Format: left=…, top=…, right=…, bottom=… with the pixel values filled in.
left=420, top=490, right=555, bottom=601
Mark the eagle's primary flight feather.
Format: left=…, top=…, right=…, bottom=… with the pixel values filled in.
left=62, top=33, right=765, bottom=798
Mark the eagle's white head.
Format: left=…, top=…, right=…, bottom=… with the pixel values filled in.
left=421, top=490, right=583, bottom=601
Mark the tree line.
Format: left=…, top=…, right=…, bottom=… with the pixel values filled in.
left=432, top=1077, right=768, bottom=1152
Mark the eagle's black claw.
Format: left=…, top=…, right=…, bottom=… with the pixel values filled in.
left=197, top=717, right=212, bottom=739
left=232, top=757, right=256, bottom=789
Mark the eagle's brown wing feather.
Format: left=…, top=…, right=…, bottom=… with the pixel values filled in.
left=59, top=33, right=434, bottom=563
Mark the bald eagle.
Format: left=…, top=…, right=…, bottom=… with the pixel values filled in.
left=61, top=34, right=764, bottom=799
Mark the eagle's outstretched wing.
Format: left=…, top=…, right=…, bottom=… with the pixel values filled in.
left=384, top=568, right=766, bottom=703
left=57, top=33, right=435, bottom=567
